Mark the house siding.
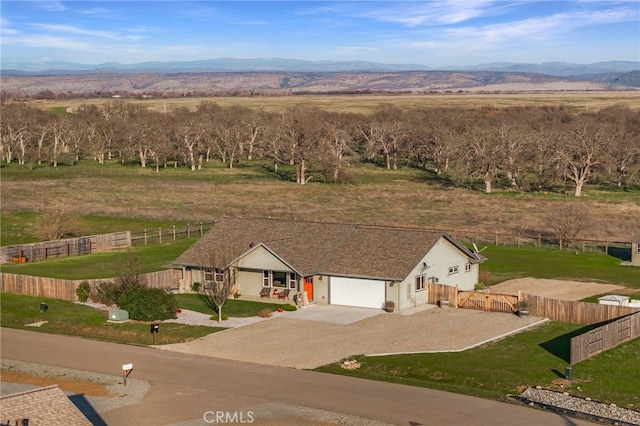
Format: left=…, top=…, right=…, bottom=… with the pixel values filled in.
left=398, top=237, right=478, bottom=311
left=632, top=242, right=640, bottom=266
left=238, top=246, right=293, bottom=271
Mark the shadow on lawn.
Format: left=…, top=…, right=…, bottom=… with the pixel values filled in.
left=539, top=324, right=598, bottom=363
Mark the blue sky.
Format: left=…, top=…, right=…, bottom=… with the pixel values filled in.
left=1, top=1, right=639, bottom=67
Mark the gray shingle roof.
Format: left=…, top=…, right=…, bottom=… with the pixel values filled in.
left=174, top=218, right=479, bottom=281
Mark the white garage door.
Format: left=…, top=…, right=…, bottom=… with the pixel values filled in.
left=330, top=277, right=386, bottom=309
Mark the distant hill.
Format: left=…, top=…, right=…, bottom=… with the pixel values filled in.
left=1, top=59, right=638, bottom=96
left=2, top=58, right=638, bottom=76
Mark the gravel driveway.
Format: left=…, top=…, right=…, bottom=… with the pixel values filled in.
left=159, top=305, right=545, bottom=369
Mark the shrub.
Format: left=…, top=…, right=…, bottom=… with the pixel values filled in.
left=93, top=281, right=119, bottom=305
left=76, top=281, right=91, bottom=302
left=258, top=308, right=273, bottom=318
left=281, top=303, right=297, bottom=311
left=191, top=282, right=201, bottom=292
left=116, top=285, right=177, bottom=321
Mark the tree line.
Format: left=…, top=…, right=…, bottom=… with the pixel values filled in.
left=2, top=100, right=639, bottom=195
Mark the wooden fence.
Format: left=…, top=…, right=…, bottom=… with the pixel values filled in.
left=0, top=232, right=131, bottom=264
left=570, top=312, right=640, bottom=364
left=131, top=222, right=213, bottom=246
left=0, top=269, right=179, bottom=302
left=522, top=294, right=638, bottom=325
left=426, top=284, right=639, bottom=323
left=426, top=283, right=518, bottom=313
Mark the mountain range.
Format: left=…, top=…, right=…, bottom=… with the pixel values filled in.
left=1, top=59, right=638, bottom=95
left=2, top=58, right=639, bottom=76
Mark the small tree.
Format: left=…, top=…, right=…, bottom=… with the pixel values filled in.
left=198, top=245, right=238, bottom=323
left=548, top=202, right=593, bottom=249
left=116, top=251, right=146, bottom=289
left=35, top=202, right=80, bottom=241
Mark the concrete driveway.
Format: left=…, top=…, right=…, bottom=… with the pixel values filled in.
left=159, top=305, right=546, bottom=369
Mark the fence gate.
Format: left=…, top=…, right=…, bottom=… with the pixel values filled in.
left=457, top=291, right=518, bottom=313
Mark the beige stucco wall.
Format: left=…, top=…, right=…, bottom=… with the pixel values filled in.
left=313, top=275, right=329, bottom=305
left=238, top=246, right=292, bottom=271
left=632, top=243, right=640, bottom=266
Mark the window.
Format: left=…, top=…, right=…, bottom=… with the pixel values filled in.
left=288, top=272, right=297, bottom=289
left=205, top=268, right=224, bottom=283
left=637, top=244, right=640, bottom=254
left=415, top=275, right=426, bottom=291
left=465, top=263, right=472, bottom=272
left=263, top=270, right=271, bottom=286
left=448, top=265, right=459, bottom=275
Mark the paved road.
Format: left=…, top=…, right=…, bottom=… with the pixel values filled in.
left=1, top=328, right=594, bottom=426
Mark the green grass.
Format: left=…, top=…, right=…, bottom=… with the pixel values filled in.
left=482, top=245, right=640, bottom=288
left=174, top=294, right=292, bottom=317
left=0, top=292, right=219, bottom=345
left=0, top=210, right=192, bottom=246
left=0, top=238, right=197, bottom=279
left=314, top=321, right=640, bottom=410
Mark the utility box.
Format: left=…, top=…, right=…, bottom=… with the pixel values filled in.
left=108, top=309, right=129, bottom=322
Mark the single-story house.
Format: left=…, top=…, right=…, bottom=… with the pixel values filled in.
left=173, top=218, right=486, bottom=312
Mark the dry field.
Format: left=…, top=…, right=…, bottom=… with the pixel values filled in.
left=33, top=90, right=640, bottom=114
left=1, top=163, right=638, bottom=243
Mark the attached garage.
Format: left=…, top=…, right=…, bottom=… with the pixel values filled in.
left=330, top=277, right=386, bottom=309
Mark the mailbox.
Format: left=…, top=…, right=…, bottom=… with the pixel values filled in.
left=150, top=323, right=159, bottom=333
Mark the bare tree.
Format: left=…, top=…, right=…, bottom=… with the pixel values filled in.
left=554, top=116, right=604, bottom=197
left=116, top=251, right=147, bottom=289
left=198, top=246, right=238, bottom=323
left=547, top=202, right=593, bottom=249
left=35, top=202, right=80, bottom=241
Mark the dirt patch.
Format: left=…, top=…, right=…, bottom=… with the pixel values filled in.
left=0, top=371, right=112, bottom=396
left=489, top=278, right=626, bottom=301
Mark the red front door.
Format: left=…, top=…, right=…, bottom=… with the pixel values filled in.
left=303, top=277, right=314, bottom=302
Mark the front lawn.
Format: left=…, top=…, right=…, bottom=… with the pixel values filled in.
left=315, top=321, right=640, bottom=410
left=174, top=294, right=293, bottom=317
left=0, top=292, right=218, bottom=345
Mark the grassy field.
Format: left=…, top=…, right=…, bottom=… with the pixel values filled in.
left=0, top=238, right=196, bottom=279
left=34, top=91, right=640, bottom=114
left=314, top=320, right=640, bottom=410
left=2, top=159, right=638, bottom=246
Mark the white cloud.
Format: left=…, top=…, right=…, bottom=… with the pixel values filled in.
left=359, top=0, right=501, bottom=26
left=29, top=24, right=121, bottom=39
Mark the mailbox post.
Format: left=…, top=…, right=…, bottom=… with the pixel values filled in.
left=122, top=363, right=133, bottom=386
left=150, top=323, right=159, bottom=344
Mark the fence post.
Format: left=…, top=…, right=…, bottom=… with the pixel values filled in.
left=605, top=241, right=609, bottom=254
left=173, top=225, right=176, bottom=241
left=538, top=234, right=541, bottom=248
left=187, top=223, right=191, bottom=238
left=582, top=241, right=585, bottom=252
left=517, top=233, right=520, bottom=248
left=559, top=238, right=563, bottom=250
left=495, top=232, right=498, bottom=246
left=200, top=221, right=203, bottom=236
left=159, top=227, right=162, bottom=244
left=144, top=229, right=147, bottom=246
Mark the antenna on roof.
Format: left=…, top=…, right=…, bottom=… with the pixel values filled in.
left=472, top=242, right=487, bottom=254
